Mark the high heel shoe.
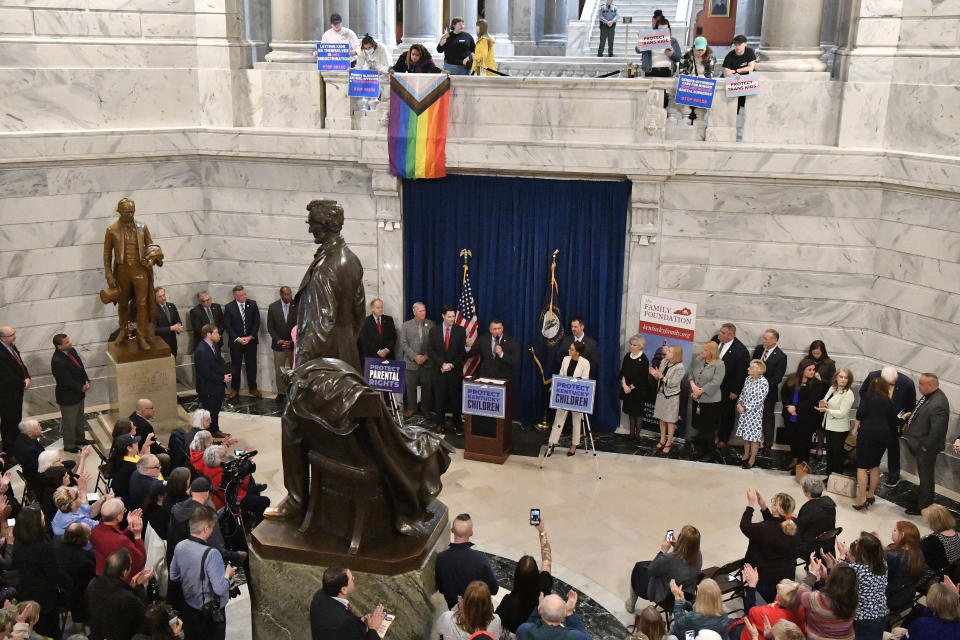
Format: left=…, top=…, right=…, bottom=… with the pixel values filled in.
left=545, top=444, right=555, bottom=458
left=567, top=446, right=577, bottom=457
left=660, top=443, right=672, bottom=456
left=866, top=496, right=876, bottom=506
left=852, top=501, right=870, bottom=511
left=654, top=441, right=665, bottom=451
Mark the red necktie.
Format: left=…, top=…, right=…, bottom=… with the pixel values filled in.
left=762, top=350, right=768, bottom=362
left=376, top=317, right=382, bottom=336
left=67, top=352, right=83, bottom=369
left=444, top=326, right=450, bottom=349
left=9, top=347, right=26, bottom=377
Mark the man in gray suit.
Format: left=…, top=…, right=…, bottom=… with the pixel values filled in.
left=903, top=372, right=951, bottom=515
left=398, top=301, right=435, bottom=418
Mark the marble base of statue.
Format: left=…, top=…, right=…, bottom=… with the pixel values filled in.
left=106, top=337, right=179, bottom=431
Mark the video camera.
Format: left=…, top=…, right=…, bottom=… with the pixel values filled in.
left=220, top=449, right=257, bottom=491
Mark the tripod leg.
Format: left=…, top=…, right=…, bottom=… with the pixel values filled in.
left=583, top=415, right=601, bottom=480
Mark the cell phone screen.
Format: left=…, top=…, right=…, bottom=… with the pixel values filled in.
left=6, top=519, right=14, bottom=528
left=685, top=631, right=696, bottom=640
left=529, top=508, right=541, bottom=526
left=235, top=450, right=243, bottom=457
left=666, top=529, right=675, bottom=542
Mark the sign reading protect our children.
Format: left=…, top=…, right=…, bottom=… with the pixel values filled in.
left=635, top=30, right=672, bottom=51
left=725, top=73, right=760, bottom=97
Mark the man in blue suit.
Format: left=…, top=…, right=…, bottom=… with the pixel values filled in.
left=194, top=324, right=232, bottom=433
left=223, top=285, right=261, bottom=399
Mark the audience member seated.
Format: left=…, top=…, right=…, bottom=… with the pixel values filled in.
left=58, top=522, right=96, bottom=632
left=431, top=580, right=504, bottom=640
left=392, top=44, right=442, bottom=74
left=86, top=548, right=151, bottom=640
left=799, top=555, right=857, bottom=639
left=893, top=581, right=960, bottom=640
left=832, top=533, right=887, bottom=637
left=107, top=434, right=142, bottom=504
left=129, top=398, right=170, bottom=460
left=36, top=450, right=75, bottom=526
left=185, top=409, right=233, bottom=447
left=12, top=419, right=44, bottom=485
left=128, top=454, right=164, bottom=511
left=795, top=476, right=836, bottom=559
left=729, top=563, right=805, bottom=640
left=188, top=430, right=213, bottom=476
left=165, top=476, right=245, bottom=567
left=632, top=605, right=666, bottom=640
left=921, top=504, right=960, bottom=575
left=111, top=419, right=155, bottom=459
left=11, top=505, right=71, bottom=639
left=52, top=477, right=107, bottom=536
left=627, top=525, right=702, bottom=611
left=740, top=489, right=798, bottom=602
left=435, top=513, right=499, bottom=609
left=742, top=618, right=804, bottom=640
left=196, top=445, right=269, bottom=522
left=91, top=497, right=146, bottom=575
left=132, top=603, right=183, bottom=640
left=668, top=578, right=730, bottom=640
left=143, top=467, right=190, bottom=540
left=309, top=565, right=385, bottom=640
left=496, top=517, right=553, bottom=633
left=517, top=591, right=589, bottom=640
left=886, top=521, right=927, bottom=614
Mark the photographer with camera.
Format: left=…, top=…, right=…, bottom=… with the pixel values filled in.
left=169, top=505, right=234, bottom=640
left=166, top=477, right=246, bottom=568
left=196, top=445, right=269, bottom=524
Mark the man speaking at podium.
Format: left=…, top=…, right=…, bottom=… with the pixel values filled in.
left=469, top=319, right=519, bottom=381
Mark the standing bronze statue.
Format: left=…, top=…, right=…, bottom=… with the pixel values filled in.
left=101, top=198, right=164, bottom=351
left=263, top=200, right=451, bottom=546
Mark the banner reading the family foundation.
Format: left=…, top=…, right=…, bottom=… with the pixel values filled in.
left=639, top=295, right=698, bottom=434
left=549, top=376, right=596, bottom=415
left=462, top=381, right=506, bottom=419
left=363, top=358, right=406, bottom=394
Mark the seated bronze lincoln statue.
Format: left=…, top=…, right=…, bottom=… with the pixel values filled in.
left=264, top=199, right=452, bottom=541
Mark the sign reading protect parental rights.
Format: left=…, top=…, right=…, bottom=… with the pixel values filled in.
left=363, top=358, right=405, bottom=393
left=549, top=376, right=596, bottom=415
left=462, top=381, right=506, bottom=419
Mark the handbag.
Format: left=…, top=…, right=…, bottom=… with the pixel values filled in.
left=827, top=473, right=857, bottom=498
left=794, top=461, right=811, bottom=485
left=843, top=431, right=857, bottom=460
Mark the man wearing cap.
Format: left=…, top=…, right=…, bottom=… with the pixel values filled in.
left=722, top=34, right=756, bottom=142
left=321, top=13, right=360, bottom=62
left=166, top=476, right=247, bottom=566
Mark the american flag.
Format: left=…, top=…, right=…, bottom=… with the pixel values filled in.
left=457, top=266, right=479, bottom=376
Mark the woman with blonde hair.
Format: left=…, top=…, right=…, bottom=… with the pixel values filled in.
left=627, top=525, right=702, bottom=613
left=741, top=489, right=798, bottom=603
left=731, top=563, right=806, bottom=640
left=921, top=504, right=960, bottom=573
left=620, top=334, right=651, bottom=439
left=689, top=341, right=725, bottom=460
left=901, top=582, right=960, bottom=638
left=650, top=345, right=685, bottom=456
left=431, top=580, right=504, bottom=639
left=815, top=367, right=855, bottom=479
left=470, top=19, right=497, bottom=76
left=736, top=358, right=768, bottom=469
left=668, top=577, right=730, bottom=638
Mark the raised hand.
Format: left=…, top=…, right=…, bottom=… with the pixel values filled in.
left=564, top=589, right=578, bottom=617
left=743, top=562, right=759, bottom=588
left=742, top=617, right=759, bottom=640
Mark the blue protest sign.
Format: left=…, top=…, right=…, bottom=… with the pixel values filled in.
left=675, top=75, right=717, bottom=109
left=348, top=69, right=381, bottom=98
left=549, top=376, right=596, bottom=415
left=317, top=42, right=350, bottom=71
left=363, top=358, right=405, bottom=393
left=462, top=381, right=507, bottom=419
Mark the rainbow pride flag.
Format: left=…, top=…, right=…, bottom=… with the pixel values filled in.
left=388, top=73, right=451, bottom=179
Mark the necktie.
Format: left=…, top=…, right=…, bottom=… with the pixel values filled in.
left=239, top=304, right=246, bottom=334
left=444, top=326, right=450, bottom=349
left=376, top=316, right=382, bottom=336
left=282, top=304, right=289, bottom=323
left=908, top=396, right=927, bottom=426
left=163, top=304, right=170, bottom=322
left=206, top=307, right=213, bottom=323
left=762, top=350, right=769, bottom=362
left=7, top=346, right=26, bottom=377
left=492, top=337, right=496, bottom=355
left=66, top=352, right=82, bottom=369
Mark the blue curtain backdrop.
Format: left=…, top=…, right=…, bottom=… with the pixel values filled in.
left=402, top=174, right=631, bottom=431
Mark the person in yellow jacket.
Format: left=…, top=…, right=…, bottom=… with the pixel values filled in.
left=471, top=19, right=497, bottom=76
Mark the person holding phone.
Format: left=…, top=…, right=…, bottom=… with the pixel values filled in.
left=496, top=513, right=554, bottom=633
left=437, top=18, right=475, bottom=76
left=626, top=525, right=702, bottom=612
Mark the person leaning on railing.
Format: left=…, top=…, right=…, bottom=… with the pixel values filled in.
left=391, top=44, right=442, bottom=74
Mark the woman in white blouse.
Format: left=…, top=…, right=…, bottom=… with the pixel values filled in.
left=815, top=367, right=855, bottom=479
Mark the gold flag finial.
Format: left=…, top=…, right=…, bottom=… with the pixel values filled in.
left=460, top=249, right=472, bottom=285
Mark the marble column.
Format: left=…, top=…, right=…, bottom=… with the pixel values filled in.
left=401, top=0, right=442, bottom=46
left=266, top=0, right=315, bottom=62
left=327, top=0, right=349, bottom=22
left=350, top=0, right=377, bottom=38
left=743, top=0, right=764, bottom=47
left=758, top=0, right=827, bottom=71
left=448, top=0, right=478, bottom=24
left=484, top=0, right=513, bottom=56
left=509, top=0, right=542, bottom=54
left=372, top=168, right=404, bottom=319
left=541, top=0, right=567, bottom=43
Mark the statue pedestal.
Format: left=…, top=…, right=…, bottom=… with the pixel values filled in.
left=249, top=500, right=448, bottom=640
left=106, top=338, right=179, bottom=431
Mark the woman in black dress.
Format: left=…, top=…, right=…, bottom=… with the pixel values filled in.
left=620, top=334, right=650, bottom=438
left=853, top=376, right=895, bottom=510
left=807, top=340, right=836, bottom=455
left=782, top=357, right=827, bottom=474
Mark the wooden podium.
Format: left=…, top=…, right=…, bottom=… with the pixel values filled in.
left=462, top=377, right=512, bottom=464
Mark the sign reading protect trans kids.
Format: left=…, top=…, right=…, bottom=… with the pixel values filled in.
left=549, top=376, right=596, bottom=415
left=639, top=295, right=698, bottom=433
left=363, top=358, right=405, bottom=394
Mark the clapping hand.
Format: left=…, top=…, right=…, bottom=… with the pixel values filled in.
left=743, top=562, right=759, bottom=588
left=130, top=567, right=153, bottom=587
left=127, top=508, right=144, bottom=536
left=0, top=495, right=9, bottom=520
left=742, top=617, right=759, bottom=640
left=746, top=488, right=758, bottom=509
left=564, top=590, right=578, bottom=617
left=822, top=550, right=837, bottom=570
left=836, top=539, right=850, bottom=562
left=809, top=552, right=827, bottom=581
left=756, top=490, right=767, bottom=511
left=364, top=603, right=386, bottom=630
left=944, top=575, right=959, bottom=594
left=669, top=579, right=685, bottom=602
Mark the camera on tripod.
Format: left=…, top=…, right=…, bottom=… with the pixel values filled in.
left=220, top=449, right=257, bottom=492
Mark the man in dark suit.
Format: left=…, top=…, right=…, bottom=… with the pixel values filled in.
left=0, top=326, right=30, bottom=454
left=470, top=318, right=519, bottom=380
left=902, top=373, right=950, bottom=515
left=555, top=317, right=599, bottom=378
left=129, top=398, right=171, bottom=458
left=223, top=285, right=261, bottom=399
left=357, top=298, right=398, bottom=362
left=858, top=366, right=916, bottom=487
left=194, top=324, right=232, bottom=433
left=153, top=287, right=184, bottom=356
left=711, top=322, right=751, bottom=447
left=188, top=292, right=224, bottom=352
left=51, top=333, right=92, bottom=452
left=267, top=286, right=297, bottom=402
left=310, top=566, right=385, bottom=640
left=427, top=305, right=467, bottom=435
left=752, top=329, right=787, bottom=454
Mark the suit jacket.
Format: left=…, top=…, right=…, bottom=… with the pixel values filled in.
left=129, top=412, right=165, bottom=455
left=398, top=318, right=436, bottom=369
left=558, top=355, right=591, bottom=380
left=194, top=340, right=227, bottom=398
left=752, top=344, right=788, bottom=392
left=224, top=299, right=260, bottom=343
left=309, top=591, right=379, bottom=640
left=860, top=370, right=917, bottom=422
left=51, top=348, right=89, bottom=406
left=903, top=388, right=950, bottom=452
left=427, top=323, right=467, bottom=374
left=357, top=314, right=398, bottom=360
left=469, top=333, right=520, bottom=380
left=267, top=299, right=298, bottom=351
left=188, top=303, right=224, bottom=351
left=712, top=336, right=750, bottom=396
left=154, top=302, right=182, bottom=355
left=555, top=335, right=599, bottom=379
left=0, top=343, right=29, bottom=397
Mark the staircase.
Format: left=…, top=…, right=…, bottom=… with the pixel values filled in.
left=586, top=1, right=686, bottom=56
